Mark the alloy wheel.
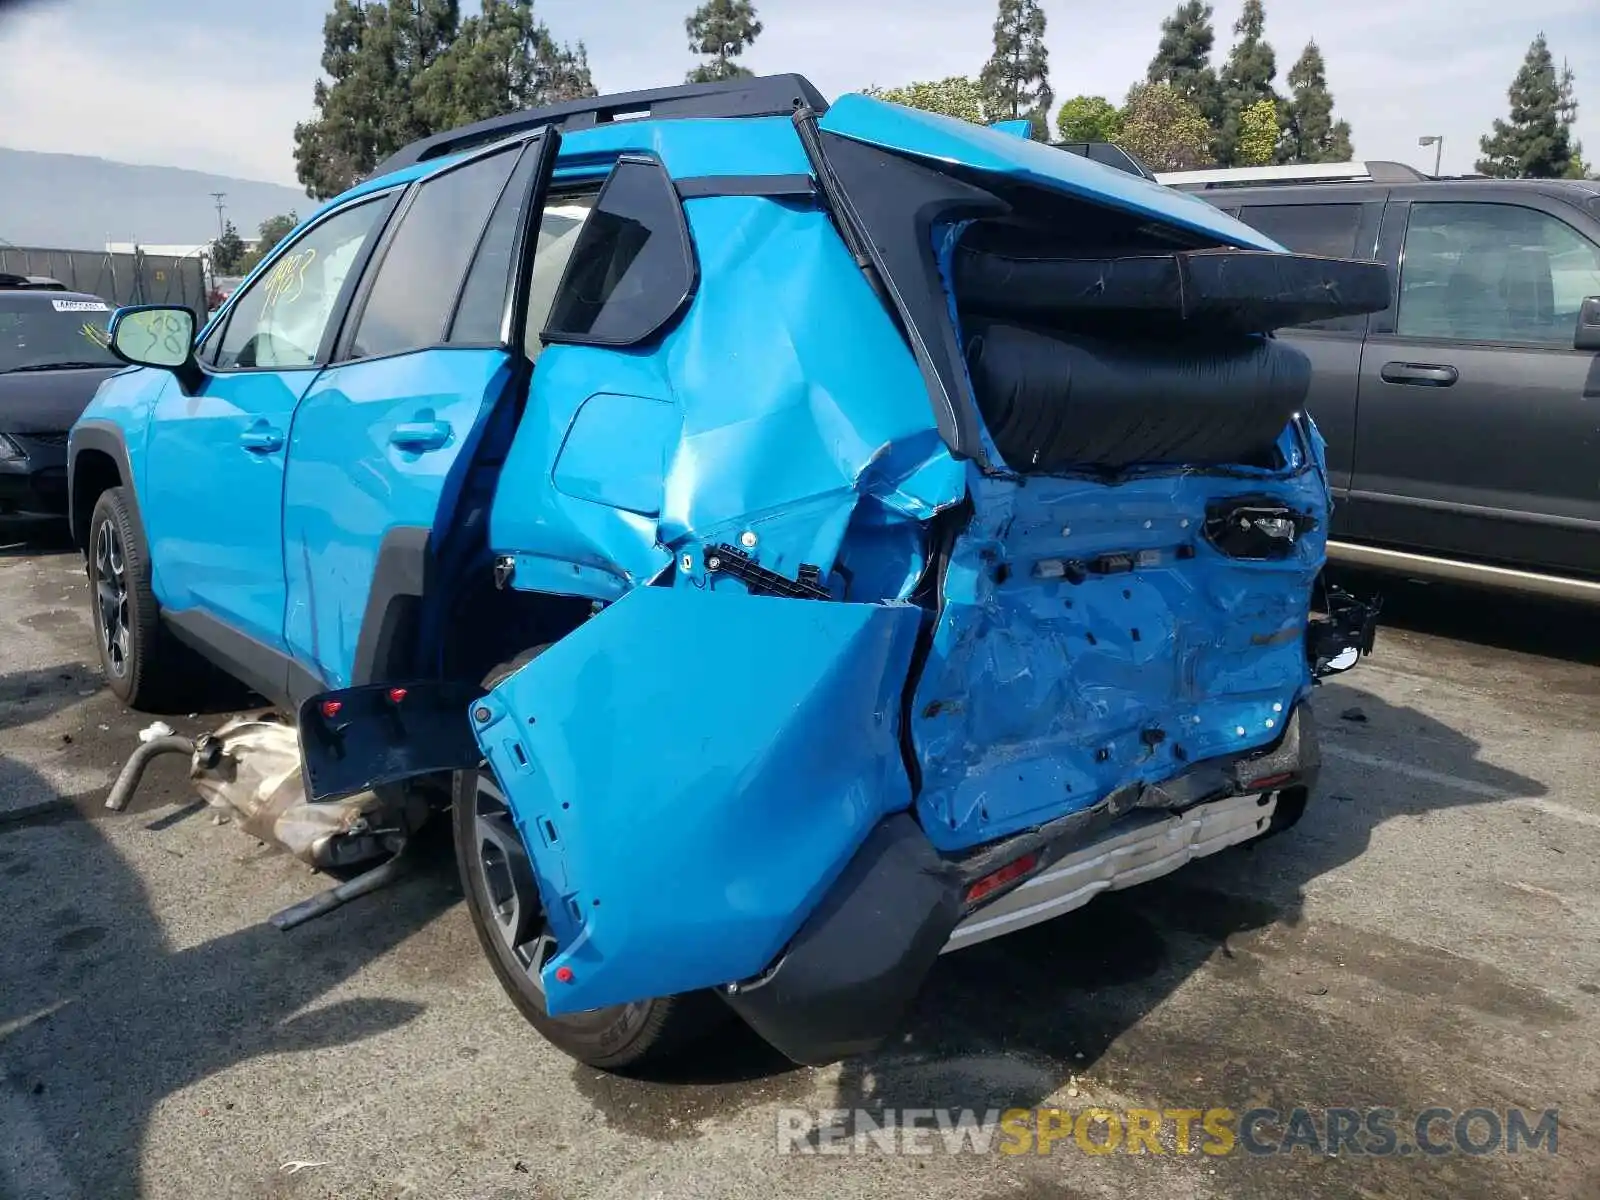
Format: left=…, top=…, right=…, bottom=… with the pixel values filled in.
left=93, top=517, right=130, bottom=678
left=471, top=771, right=556, bottom=992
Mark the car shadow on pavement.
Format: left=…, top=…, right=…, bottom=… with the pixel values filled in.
left=0, top=759, right=459, bottom=1200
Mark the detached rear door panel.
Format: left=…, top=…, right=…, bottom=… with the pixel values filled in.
left=282, top=132, right=559, bottom=690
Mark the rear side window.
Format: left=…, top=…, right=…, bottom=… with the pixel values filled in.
left=1237, top=203, right=1364, bottom=259
left=349, top=147, right=520, bottom=359
left=541, top=156, right=697, bottom=347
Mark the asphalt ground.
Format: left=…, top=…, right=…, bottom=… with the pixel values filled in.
left=2, top=517, right=1597, bottom=1200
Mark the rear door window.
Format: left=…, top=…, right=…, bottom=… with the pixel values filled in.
left=1397, top=202, right=1600, bottom=345
left=1236, top=203, right=1365, bottom=259
left=540, top=156, right=697, bottom=348
left=348, top=146, right=520, bottom=360
left=1235, top=202, right=1372, bottom=333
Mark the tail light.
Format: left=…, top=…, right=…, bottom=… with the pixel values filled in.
left=966, top=852, right=1040, bottom=905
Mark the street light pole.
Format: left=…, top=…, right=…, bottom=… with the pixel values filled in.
left=1418, top=135, right=1443, bottom=177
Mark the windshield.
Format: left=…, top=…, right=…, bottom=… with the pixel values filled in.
left=0, top=295, right=120, bottom=372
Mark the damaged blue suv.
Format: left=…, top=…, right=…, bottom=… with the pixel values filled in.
left=69, top=75, right=1383, bottom=1072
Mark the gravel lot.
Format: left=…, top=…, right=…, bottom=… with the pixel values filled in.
left=3, top=520, right=1598, bottom=1200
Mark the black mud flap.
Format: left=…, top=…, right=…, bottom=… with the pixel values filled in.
left=298, top=680, right=486, bottom=803
left=720, top=814, right=963, bottom=1066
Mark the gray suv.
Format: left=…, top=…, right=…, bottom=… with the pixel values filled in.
left=1162, top=160, right=1600, bottom=603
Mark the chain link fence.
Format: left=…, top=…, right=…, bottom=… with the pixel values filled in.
left=0, top=245, right=209, bottom=312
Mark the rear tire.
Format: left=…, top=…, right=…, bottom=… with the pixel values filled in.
left=85, top=487, right=198, bottom=712
left=453, top=648, right=726, bottom=1071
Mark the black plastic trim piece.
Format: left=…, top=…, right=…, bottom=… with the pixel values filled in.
left=725, top=699, right=1325, bottom=1066
left=163, top=608, right=323, bottom=711
left=351, top=526, right=433, bottom=686
left=298, top=680, right=488, bottom=803
left=66, top=420, right=134, bottom=546
left=537, top=153, right=700, bottom=349
left=721, top=814, right=964, bottom=1066
left=673, top=173, right=817, bottom=200
left=704, top=544, right=829, bottom=600
left=811, top=129, right=1010, bottom=468
left=370, top=74, right=830, bottom=178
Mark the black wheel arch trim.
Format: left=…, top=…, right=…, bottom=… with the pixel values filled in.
left=67, top=421, right=137, bottom=547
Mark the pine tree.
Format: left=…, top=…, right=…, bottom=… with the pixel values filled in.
left=684, top=0, right=762, bottom=83
left=1146, top=1, right=1220, bottom=125
left=978, top=0, right=1054, bottom=140
left=294, top=0, right=593, bottom=200
left=294, top=0, right=464, bottom=200
left=1215, top=0, right=1277, bottom=166
left=210, top=221, right=246, bottom=274
left=1281, top=40, right=1352, bottom=163
left=415, top=0, right=595, bottom=131
left=1477, top=35, right=1575, bottom=178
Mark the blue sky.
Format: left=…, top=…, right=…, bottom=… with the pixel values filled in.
left=1, top=0, right=1595, bottom=189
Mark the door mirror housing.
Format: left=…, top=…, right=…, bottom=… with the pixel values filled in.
left=108, top=305, right=202, bottom=391
left=1576, top=296, right=1600, bottom=352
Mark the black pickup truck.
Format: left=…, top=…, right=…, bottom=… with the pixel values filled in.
left=1150, top=160, right=1600, bottom=604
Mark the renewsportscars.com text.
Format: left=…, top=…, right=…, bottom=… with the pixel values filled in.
left=775, top=1106, right=1560, bottom=1157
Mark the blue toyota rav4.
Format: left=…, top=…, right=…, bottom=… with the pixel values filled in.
left=69, top=75, right=1383, bottom=1072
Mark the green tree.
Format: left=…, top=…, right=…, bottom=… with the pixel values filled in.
left=865, top=77, right=986, bottom=124
left=1054, top=95, right=1122, bottom=143
left=416, top=0, right=595, bottom=130
left=210, top=220, right=246, bottom=274
left=684, top=0, right=761, bottom=83
left=1477, top=34, right=1576, bottom=178
left=1146, top=1, right=1220, bottom=125
left=236, top=212, right=301, bottom=274
left=1280, top=40, right=1352, bottom=163
left=978, top=0, right=1053, bottom=140
left=1215, top=0, right=1277, bottom=166
left=1235, top=97, right=1279, bottom=165
left=293, top=0, right=464, bottom=200
left=1115, top=81, right=1211, bottom=171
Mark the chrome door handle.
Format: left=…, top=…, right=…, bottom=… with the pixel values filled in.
left=1380, top=362, right=1458, bottom=387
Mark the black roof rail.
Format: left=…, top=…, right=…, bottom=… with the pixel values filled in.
left=369, top=73, right=831, bottom=179
left=1051, top=141, right=1158, bottom=181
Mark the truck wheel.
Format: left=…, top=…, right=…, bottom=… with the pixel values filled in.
left=452, top=648, right=725, bottom=1072
left=86, top=487, right=195, bottom=712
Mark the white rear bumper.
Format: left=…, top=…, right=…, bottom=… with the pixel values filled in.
left=943, top=790, right=1277, bottom=952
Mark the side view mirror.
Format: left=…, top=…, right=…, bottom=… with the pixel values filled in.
left=108, top=305, right=202, bottom=392
left=1576, top=296, right=1600, bottom=352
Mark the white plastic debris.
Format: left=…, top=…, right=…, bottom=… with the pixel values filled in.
left=138, top=721, right=176, bottom=743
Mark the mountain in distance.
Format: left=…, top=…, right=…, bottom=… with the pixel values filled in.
left=0, top=146, right=311, bottom=251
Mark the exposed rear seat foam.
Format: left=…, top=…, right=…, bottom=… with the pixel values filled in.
left=953, top=246, right=1390, bottom=337
left=963, top=321, right=1312, bottom=472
